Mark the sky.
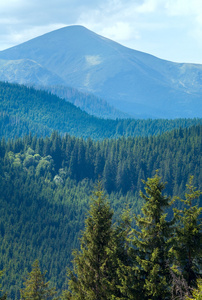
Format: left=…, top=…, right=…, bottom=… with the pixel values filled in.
left=0, top=0, right=202, bottom=64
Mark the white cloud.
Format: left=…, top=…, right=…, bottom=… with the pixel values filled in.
left=14, top=23, right=68, bottom=43
left=100, top=22, right=134, bottom=42
left=165, top=0, right=202, bottom=16
left=77, top=1, right=141, bottom=45
left=164, top=0, right=202, bottom=48
left=0, top=0, right=25, bottom=11
left=0, top=0, right=201, bottom=63
left=136, top=0, right=160, bottom=13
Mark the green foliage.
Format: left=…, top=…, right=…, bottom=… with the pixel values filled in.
left=43, top=85, right=126, bottom=120
left=0, top=126, right=201, bottom=298
left=66, top=184, right=139, bottom=300
left=66, top=182, right=115, bottom=299
left=2, top=124, right=201, bottom=198
left=20, top=260, right=56, bottom=300
left=110, top=208, right=141, bottom=300
left=173, top=176, right=202, bottom=289
left=133, top=172, right=174, bottom=299
left=0, top=81, right=201, bottom=140
left=0, top=271, right=6, bottom=300
left=65, top=175, right=201, bottom=300
left=186, top=279, right=202, bottom=300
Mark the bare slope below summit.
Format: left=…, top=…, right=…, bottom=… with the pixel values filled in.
left=0, top=25, right=201, bottom=118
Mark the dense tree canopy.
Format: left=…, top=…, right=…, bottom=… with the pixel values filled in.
left=0, top=123, right=201, bottom=299
left=0, top=81, right=201, bottom=140
left=64, top=176, right=201, bottom=300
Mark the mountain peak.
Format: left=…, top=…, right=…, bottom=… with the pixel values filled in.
left=0, top=25, right=201, bottom=119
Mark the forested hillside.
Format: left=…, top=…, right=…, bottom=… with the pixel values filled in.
left=41, top=84, right=128, bottom=119
left=0, top=81, right=201, bottom=140
left=0, top=125, right=201, bottom=298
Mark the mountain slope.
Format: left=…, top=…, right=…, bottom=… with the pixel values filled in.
left=0, top=59, right=65, bottom=86
left=1, top=81, right=201, bottom=140
left=0, top=25, right=201, bottom=119
left=0, top=58, right=128, bottom=119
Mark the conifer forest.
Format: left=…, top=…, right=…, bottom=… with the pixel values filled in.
left=0, top=82, right=201, bottom=299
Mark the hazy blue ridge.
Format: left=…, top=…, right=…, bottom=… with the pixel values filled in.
left=0, top=25, right=201, bottom=119
left=0, top=81, right=201, bottom=140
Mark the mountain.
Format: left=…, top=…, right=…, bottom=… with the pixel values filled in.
left=0, top=58, right=65, bottom=86
left=37, top=85, right=129, bottom=119
left=1, top=81, right=201, bottom=140
left=0, top=59, right=127, bottom=119
left=0, top=25, right=202, bottom=118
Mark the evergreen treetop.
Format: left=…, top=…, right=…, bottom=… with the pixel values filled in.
left=20, top=260, right=56, bottom=300
left=66, top=182, right=114, bottom=299
left=173, top=176, right=202, bottom=289
left=133, top=172, right=174, bottom=299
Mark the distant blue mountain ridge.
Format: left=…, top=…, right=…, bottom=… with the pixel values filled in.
left=0, top=25, right=201, bottom=119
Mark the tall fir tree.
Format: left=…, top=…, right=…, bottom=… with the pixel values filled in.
left=65, top=182, right=136, bottom=300
left=173, top=176, right=202, bottom=290
left=20, top=260, right=56, bottom=300
left=133, top=172, right=173, bottom=300
left=66, top=182, right=114, bottom=299
left=111, top=208, right=141, bottom=300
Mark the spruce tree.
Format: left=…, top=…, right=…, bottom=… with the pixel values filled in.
left=20, top=260, right=56, bottom=300
left=133, top=172, right=173, bottom=300
left=173, top=176, right=202, bottom=290
left=112, top=208, right=141, bottom=300
left=66, top=182, right=114, bottom=299
left=66, top=182, right=135, bottom=299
